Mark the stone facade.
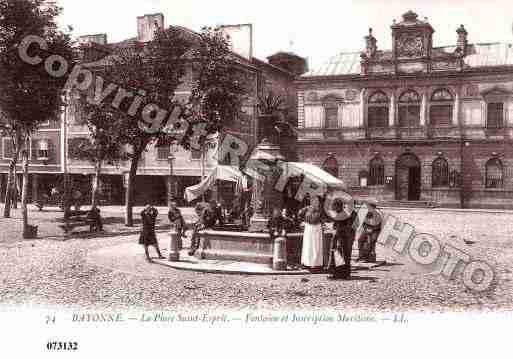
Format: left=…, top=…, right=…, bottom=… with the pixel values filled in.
left=296, top=11, right=513, bottom=209
left=0, top=13, right=302, bottom=207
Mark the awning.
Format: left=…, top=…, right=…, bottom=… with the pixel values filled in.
left=280, top=162, right=347, bottom=191
left=184, top=165, right=248, bottom=202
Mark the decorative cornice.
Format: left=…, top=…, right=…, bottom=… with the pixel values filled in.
left=296, top=67, right=513, bottom=88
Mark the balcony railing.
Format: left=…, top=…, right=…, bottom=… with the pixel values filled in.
left=298, top=126, right=511, bottom=141
left=427, top=126, right=461, bottom=139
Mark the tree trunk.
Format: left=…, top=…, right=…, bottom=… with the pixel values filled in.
left=2, top=160, right=15, bottom=218
left=124, top=151, right=141, bottom=227
left=62, top=172, right=71, bottom=221
left=201, top=144, right=206, bottom=202
left=21, top=148, right=30, bottom=238
left=3, top=139, right=21, bottom=218
left=91, top=161, right=102, bottom=209
left=12, top=166, right=18, bottom=209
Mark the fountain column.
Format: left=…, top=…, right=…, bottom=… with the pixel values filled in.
left=248, top=139, right=285, bottom=232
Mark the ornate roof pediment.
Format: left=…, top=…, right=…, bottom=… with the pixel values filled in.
left=321, top=93, right=344, bottom=103
left=481, top=86, right=513, bottom=97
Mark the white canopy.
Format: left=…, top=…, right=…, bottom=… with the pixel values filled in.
left=184, top=165, right=248, bottom=202
left=284, top=162, right=347, bottom=190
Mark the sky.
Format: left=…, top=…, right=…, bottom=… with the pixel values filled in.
left=56, top=0, right=513, bottom=69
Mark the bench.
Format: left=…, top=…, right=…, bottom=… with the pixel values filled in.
left=59, top=210, right=103, bottom=233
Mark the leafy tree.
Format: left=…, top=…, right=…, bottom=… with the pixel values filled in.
left=87, top=27, right=191, bottom=226
left=72, top=25, right=247, bottom=224
left=71, top=91, right=127, bottom=208
left=185, top=26, right=247, bottom=148
left=0, top=0, right=74, bottom=237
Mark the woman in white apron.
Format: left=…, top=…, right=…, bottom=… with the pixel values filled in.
left=299, top=196, right=325, bottom=271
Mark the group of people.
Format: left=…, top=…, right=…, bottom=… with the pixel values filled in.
left=138, top=199, right=225, bottom=262
left=139, top=196, right=382, bottom=280
left=268, top=196, right=383, bottom=280
left=188, top=200, right=224, bottom=256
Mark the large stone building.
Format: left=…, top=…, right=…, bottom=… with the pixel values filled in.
left=296, top=11, right=513, bottom=209
left=0, top=13, right=306, bottom=207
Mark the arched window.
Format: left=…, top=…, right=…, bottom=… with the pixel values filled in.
left=367, top=91, right=389, bottom=128
left=485, top=158, right=504, bottom=188
left=323, top=98, right=339, bottom=129
left=430, top=89, right=454, bottom=127
left=398, top=90, right=421, bottom=127
left=432, top=157, right=449, bottom=187
left=369, top=157, right=384, bottom=186
left=323, top=156, right=338, bottom=178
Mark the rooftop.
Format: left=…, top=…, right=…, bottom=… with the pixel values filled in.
left=302, top=42, right=513, bottom=77
left=80, top=24, right=297, bottom=77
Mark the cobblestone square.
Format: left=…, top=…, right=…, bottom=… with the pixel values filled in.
left=0, top=206, right=511, bottom=311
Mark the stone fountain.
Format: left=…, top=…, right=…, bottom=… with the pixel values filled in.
left=190, top=138, right=303, bottom=269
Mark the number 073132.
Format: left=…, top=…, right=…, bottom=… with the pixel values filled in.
left=46, top=342, right=78, bottom=351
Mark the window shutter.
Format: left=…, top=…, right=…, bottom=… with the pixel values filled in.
left=2, top=139, right=13, bottom=159
left=487, top=103, right=504, bottom=128
left=31, top=139, right=38, bottom=160
left=398, top=107, right=408, bottom=127
left=47, top=139, right=53, bottom=162
left=407, top=105, right=421, bottom=126
left=430, top=105, right=453, bottom=127
left=325, top=106, right=338, bottom=129
left=368, top=107, right=389, bottom=128
left=157, top=145, right=170, bottom=160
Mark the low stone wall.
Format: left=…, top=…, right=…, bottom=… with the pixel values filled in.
left=196, top=230, right=303, bottom=266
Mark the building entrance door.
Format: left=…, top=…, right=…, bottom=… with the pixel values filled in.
left=396, top=153, right=421, bottom=201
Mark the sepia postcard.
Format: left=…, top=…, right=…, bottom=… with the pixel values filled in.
left=0, top=0, right=511, bottom=357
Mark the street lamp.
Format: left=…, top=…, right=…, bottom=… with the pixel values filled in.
left=168, top=141, right=179, bottom=208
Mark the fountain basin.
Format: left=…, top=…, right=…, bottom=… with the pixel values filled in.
left=195, top=230, right=303, bottom=265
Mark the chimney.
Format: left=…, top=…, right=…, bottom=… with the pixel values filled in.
left=78, top=34, right=108, bottom=46
left=137, top=13, right=164, bottom=42
left=456, top=24, right=468, bottom=55
left=78, top=34, right=109, bottom=62
left=220, top=24, right=254, bottom=60
left=365, top=28, right=377, bottom=58
left=267, top=52, right=308, bottom=76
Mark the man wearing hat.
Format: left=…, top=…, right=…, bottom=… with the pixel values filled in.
left=188, top=201, right=216, bottom=256
left=328, top=198, right=357, bottom=280
left=168, top=199, right=185, bottom=249
left=357, top=198, right=383, bottom=263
